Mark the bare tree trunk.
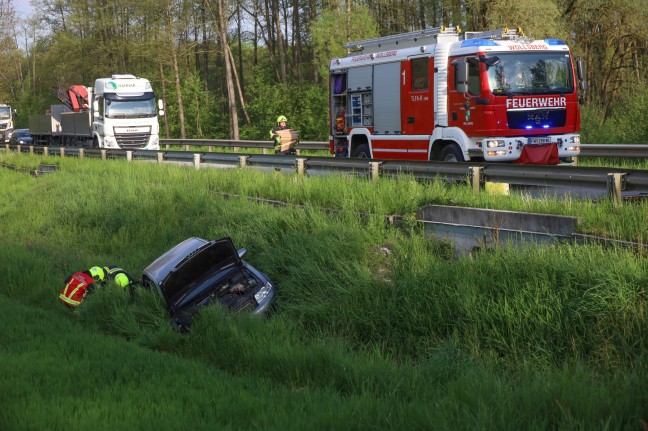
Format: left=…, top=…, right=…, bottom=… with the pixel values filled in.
left=227, top=44, right=251, bottom=125
left=293, top=0, right=302, bottom=83
left=236, top=2, right=244, bottom=89
left=159, top=61, right=171, bottom=139
left=309, top=0, right=318, bottom=83
left=272, top=0, right=287, bottom=82
left=166, top=0, right=186, bottom=138
left=346, top=0, right=351, bottom=41
left=217, top=0, right=239, bottom=139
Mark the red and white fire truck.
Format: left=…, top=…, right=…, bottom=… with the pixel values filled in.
left=328, top=26, right=585, bottom=164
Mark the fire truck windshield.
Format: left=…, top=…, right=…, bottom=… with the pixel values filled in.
left=487, top=53, right=574, bottom=96
left=0, top=107, right=11, bottom=118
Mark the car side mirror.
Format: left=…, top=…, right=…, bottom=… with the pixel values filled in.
left=237, top=247, right=247, bottom=259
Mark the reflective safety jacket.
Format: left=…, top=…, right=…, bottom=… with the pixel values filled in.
left=103, top=266, right=135, bottom=285
left=59, top=272, right=95, bottom=308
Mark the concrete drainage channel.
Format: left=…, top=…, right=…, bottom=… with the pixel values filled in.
left=0, top=162, right=58, bottom=176
left=417, top=204, right=645, bottom=254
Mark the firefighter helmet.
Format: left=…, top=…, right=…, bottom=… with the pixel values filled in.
left=276, top=115, right=287, bottom=124
left=88, top=266, right=105, bottom=282
left=114, top=273, right=130, bottom=288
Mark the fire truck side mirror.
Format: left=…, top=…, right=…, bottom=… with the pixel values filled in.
left=576, top=59, right=585, bottom=81
left=158, top=99, right=165, bottom=117
left=453, top=60, right=469, bottom=94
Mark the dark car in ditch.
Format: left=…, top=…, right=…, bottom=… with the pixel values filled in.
left=141, top=237, right=275, bottom=331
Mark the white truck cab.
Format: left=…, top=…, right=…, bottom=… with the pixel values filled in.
left=91, top=74, right=164, bottom=150
left=0, top=103, right=15, bottom=143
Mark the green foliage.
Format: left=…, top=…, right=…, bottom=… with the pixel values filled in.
left=581, top=83, right=648, bottom=144
left=240, top=74, right=328, bottom=141
left=310, top=6, right=380, bottom=79
left=468, top=0, right=565, bottom=39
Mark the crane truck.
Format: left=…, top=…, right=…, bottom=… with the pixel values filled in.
left=29, top=74, right=164, bottom=150
left=329, top=26, right=585, bottom=164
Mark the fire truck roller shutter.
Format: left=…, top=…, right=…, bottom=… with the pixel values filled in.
left=373, top=62, right=401, bottom=134
left=347, top=66, right=372, bottom=91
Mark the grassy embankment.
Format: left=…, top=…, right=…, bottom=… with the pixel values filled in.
left=0, top=153, right=646, bottom=429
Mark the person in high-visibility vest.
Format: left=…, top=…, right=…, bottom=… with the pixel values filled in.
left=103, top=266, right=137, bottom=291
left=58, top=266, right=106, bottom=310
left=59, top=265, right=137, bottom=310
left=269, top=115, right=297, bottom=155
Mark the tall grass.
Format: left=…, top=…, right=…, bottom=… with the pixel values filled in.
left=0, top=153, right=647, bottom=428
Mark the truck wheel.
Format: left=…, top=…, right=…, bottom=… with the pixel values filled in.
left=439, top=144, right=465, bottom=162
left=352, top=144, right=370, bottom=158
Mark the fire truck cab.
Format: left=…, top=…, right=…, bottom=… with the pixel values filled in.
left=329, top=26, right=584, bottom=164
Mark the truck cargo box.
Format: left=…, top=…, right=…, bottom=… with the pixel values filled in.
left=61, top=111, right=91, bottom=137
left=28, top=105, right=71, bottom=136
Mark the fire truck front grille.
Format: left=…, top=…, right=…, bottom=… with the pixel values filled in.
left=115, top=133, right=150, bottom=149
left=507, top=109, right=567, bottom=130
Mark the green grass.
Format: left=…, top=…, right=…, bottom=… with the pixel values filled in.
left=0, top=153, right=647, bottom=429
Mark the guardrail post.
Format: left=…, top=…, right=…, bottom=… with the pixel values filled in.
left=127, top=150, right=133, bottom=161
left=79, top=148, right=85, bottom=159
left=296, top=158, right=306, bottom=175
left=295, top=148, right=301, bottom=156
left=184, top=144, right=189, bottom=151
left=470, top=166, right=483, bottom=192
left=262, top=148, right=268, bottom=155
left=16, top=145, right=21, bottom=154
left=59, top=147, right=65, bottom=157
left=607, top=173, right=625, bottom=205
left=29, top=145, right=34, bottom=155
left=101, top=150, right=107, bottom=160
left=370, top=161, right=382, bottom=182
left=5, top=144, right=9, bottom=154
left=193, top=153, right=201, bottom=169
left=157, top=152, right=164, bottom=164
left=239, top=155, right=249, bottom=168
left=43, top=147, right=49, bottom=157
left=571, top=156, right=578, bottom=166
left=165, top=143, right=170, bottom=150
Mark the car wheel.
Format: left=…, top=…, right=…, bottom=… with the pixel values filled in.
left=352, top=144, right=370, bottom=158
left=439, top=144, right=465, bottom=162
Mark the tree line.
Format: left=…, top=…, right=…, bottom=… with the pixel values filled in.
left=1, top=0, right=647, bottom=142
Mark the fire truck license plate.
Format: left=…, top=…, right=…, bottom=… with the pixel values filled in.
left=528, top=137, right=552, bottom=145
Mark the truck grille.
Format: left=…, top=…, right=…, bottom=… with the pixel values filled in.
left=115, top=133, right=150, bottom=149
left=507, top=109, right=566, bottom=130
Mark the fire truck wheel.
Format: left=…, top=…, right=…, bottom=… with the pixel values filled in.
left=439, top=144, right=465, bottom=162
left=352, top=144, right=371, bottom=158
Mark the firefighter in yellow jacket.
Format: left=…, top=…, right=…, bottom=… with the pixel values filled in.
left=269, top=115, right=297, bottom=155
left=59, top=265, right=136, bottom=310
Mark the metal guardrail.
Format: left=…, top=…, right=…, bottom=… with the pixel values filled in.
left=159, top=138, right=326, bottom=153
left=159, top=139, right=648, bottom=159
left=578, top=144, right=648, bottom=158
left=5, top=143, right=648, bottom=203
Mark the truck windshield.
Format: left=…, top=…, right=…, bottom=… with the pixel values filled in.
left=104, top=97, right=156, bottom=118
left=487, top=52, right=574, bottom=96
left=0, top=107, right=11, bottom=118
